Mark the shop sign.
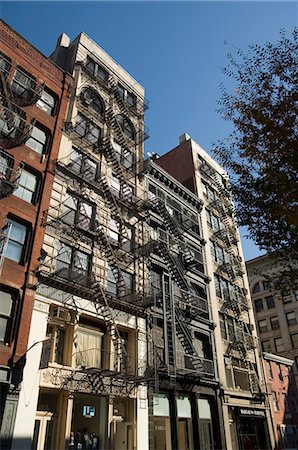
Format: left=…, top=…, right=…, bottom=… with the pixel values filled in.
left=239, top=408, right=265, bottom=418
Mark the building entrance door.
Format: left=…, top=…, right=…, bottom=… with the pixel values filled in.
left=32, top=412, right=55, bottom=450
left=113, top=421, right=134, bottom=450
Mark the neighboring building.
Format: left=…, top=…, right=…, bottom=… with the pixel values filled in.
left=12, top=32, right=150, bottom=450
left=246, top=254, right=298, bottom=386
left=0, top=20, right=72, bottom=448
left=263, top=352, right=298, bottom=449
left=155, top=134, right=275, bottom=450
left=145, top=159, right=224, bottom=450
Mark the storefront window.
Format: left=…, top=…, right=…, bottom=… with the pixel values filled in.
left=177, top=396, right=194, bottom=450
left=153, top=395, right=172, bottom=450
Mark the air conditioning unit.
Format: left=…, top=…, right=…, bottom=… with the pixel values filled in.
left=51, top=307, right=71, bottom=322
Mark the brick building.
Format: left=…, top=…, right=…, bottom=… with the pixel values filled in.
left=0, top=20, right=72, bottom=448
left=263, top=352, right=298, bottom=449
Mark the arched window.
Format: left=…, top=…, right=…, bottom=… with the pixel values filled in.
left=80, top=88, right=104, bottom=117
left=252, top=282, right=261, bottom=294
left=115, top=114, right=135, bottom=141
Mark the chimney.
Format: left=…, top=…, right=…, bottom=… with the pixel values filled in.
left=56, top=33, right=70, bottom=48
left=179, top=133, right=190, bottom=144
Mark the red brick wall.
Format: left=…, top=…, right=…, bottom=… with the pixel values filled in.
left=155, top=140, right=196, bottom=194
left=0, top=19, right=72, bottom=366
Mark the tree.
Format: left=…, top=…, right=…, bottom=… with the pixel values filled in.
left=215, top=29, right=298, bottom=274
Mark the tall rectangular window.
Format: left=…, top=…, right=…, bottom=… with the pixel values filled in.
left=291, top=334, right=298, bottom=349
left=262, top=340, right=272, bottom=352
left=0, top=289, right=17, bottom=344
left=26, top=125, right=48, bottom=155
left=5, top=219, right=28, bottom=263
left=258, top=319, right=268, bottom=333
left=275, top=337, right=284, bottom=352
left=14, top=170, right=38, bottom=204
left=272, top=392, right=279, bottom=412
left=37, top=89, right=56, bottom=115
left=270, top=316, right=280, bottom=331
left=286, top=312, right=297, bottom=326
left=254, top=298, right=263, bottom=312
left=266, top=295, right=275, bottom=309
left=11, top=68, right=36, bottom=100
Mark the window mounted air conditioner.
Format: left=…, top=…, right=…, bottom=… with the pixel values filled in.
left=51, top=307, right=71, bottom=322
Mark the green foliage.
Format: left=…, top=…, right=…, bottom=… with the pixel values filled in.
left=215, top=29, right=298, bottom=262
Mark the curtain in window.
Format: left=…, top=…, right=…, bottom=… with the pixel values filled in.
left=76, top=328, right=102, bottom=368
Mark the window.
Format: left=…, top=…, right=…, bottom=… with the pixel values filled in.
left=262, top=340, right=272, bottom=352
left=0, top=105, right=25, bottom=139
left=75, top=326, right=103, bottom=369
left=56, top=243, right=90, bottom=283
left=62, top=195, right=94, bottom=231
left=115, top=115, right=135, bottom=141
left=85, top=57, right=108, bottom=83
left=214, top=274, right=221, bottom=298
left=108, top=218, right=132, bottom=251
left=26, top=125, right=48, bottom=154
left=266, top=295, right=275, bottom=309
left=13, top=170, right=38, bottom=204
left=291, top=333, right=298, bottom=349
left=37, top=89, right=56, bottom=115
left=275, top=337, right=284, bottom=352
left=253, top=282, right=261, bottom=294
left=117, top=84, right=136, bottom=108
left=276, top=364, right=283, bottom=381
left=107, top=266, right=117, bottom=295
left=270, top=316, right=280, bottom=331
left=295, top=290, right=298, bottom=301
left=267, top=361, right=273, bottom=379
left=75, top=114, right=101, bottom=145
left=258, top=319, right=268, bottom=333
left=283, top=292, right=292, bottom=304
left=11, top=68, right=36, bottom=101
left=5, top=219, right=28, bottom=263
left=263, top=280, right=271, bottom=291
left=219, top=313, right=227, bottom=340
left=254, top=298, right=263, bottom=312
left=286, top=312, right=297, bottom=326
left=0, top=288, right=17, bottom=344
left=80, top=88, right=104, bottom=116
left=68, top=148, right=98, bottom=181
left=272, top=392, right=279, bottom=412
left=0, top=151, right=13, bottom=178
left=112, top=141, right=134, bottom=169
left=0, top=52, right=11, bottom=77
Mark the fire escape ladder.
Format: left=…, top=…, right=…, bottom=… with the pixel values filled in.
left=174, top=307, right=203, bottom=371
left=95, top=225, right=127, bottom=292
left=156, top=242, right=189, bottom=292
left=151, top=197, right=195, bottom=267
left=0, top=222, right=11, bottom=277
left=164, top=291, right=176, bottom=378
left=100, top=135, right=130, bottom=187
left=91, top=282, right=129, bottom=363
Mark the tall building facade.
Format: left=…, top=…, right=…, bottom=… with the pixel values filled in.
left=0, top=20, right=72, bottom=448
left=12, top=32, right=150, bottom=450
left=145, top=160, right=224, bottom=450
left=156, top=134, right=275, bottom=450
left=246, top=254, right=298, bottom=385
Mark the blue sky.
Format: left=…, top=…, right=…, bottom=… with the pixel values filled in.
left=1, top=1, right=297, bottom=261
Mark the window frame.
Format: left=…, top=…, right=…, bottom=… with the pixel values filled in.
left=26, top=124, right=49, bottom=155
left=266, top=295, right=275, bottom=310
left=286, top=311, right=297, bottom=326
left=75, top=113, right=102, bottom=146
left=55, top=243, right=91, bottom=284
left=274, top=337, right=284, bottom=352
left=36, top=88, right=57, bottom=116
left=254, top=298, right=263, bottom=312
left=85, top=56, right=109, bottom=84
left=13, top=168, right=39, bottom=204
left=11, top=67, right=36, bottom=101
left=270, top=316, right=280, bottom=331
left=258, top=319, right=268, bottom=333
left=0, top=286, right=19, bottom=345
left=5, top=217, right=30, bottom=264
left=291, top=333, right=298, bottom=349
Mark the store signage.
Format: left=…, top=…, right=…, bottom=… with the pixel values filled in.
left=83, top=406, right=95, bottom=418
left=239, top=408, right=265, bottom=418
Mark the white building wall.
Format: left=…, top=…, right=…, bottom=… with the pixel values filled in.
left=12, top=298, right=49, bottom=450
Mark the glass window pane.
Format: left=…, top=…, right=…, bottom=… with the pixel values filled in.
left=0, top=317, right=8, bottom=341
left=177, top=397, right=192, bottom=418
left=0, top=291, right=13, bottom=315
left=198, top=399, right=211, bottom=419
left=6, top=241, right=23, bottom=262
left=31, top=126, right=46, bottom=144
left=153, top=395, right=170, bottom=417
